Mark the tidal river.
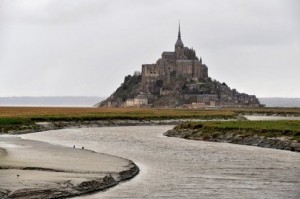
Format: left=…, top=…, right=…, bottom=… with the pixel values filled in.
left=23, top=126, right=300, bottom=199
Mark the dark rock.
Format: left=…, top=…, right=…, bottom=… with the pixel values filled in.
left=290, top=142, right=300, bottom=152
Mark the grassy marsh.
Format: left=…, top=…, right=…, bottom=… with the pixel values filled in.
left=0, top=107, right=236, bottom=120
left=1, top=107, right=300, bottom=135
left=0, top=107, right=236, bottom=133
left=176, top=120, right=300, bottom=141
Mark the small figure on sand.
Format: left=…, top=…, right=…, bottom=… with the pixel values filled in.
left=73, top=145, right=75, bottom=148
left=81, top=147, right=84, bottom=150
left=17, top=174, right=20, bottom=178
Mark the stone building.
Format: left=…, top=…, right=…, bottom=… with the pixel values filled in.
left=141, top=24, right=208, bottom=90
left=197, top=94, right=218, bottom=104
left=125, top=94, right=148, bottom=107
left=97, top=24, right=261, bottom=108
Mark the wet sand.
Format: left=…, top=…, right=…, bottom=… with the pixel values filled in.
left=0, top=135, right=138, bottom=199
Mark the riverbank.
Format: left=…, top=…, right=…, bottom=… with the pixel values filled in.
left=0, top=136, right=139, bottom=199
left=164, top=121, right=300, bottom=152
left=2, top=119, right=241, bottom=135
left=228, top=107, right=300, bottom=116
left=2, top=106, right=300, bottom=135
left=0, top=107, right=239, bottom=134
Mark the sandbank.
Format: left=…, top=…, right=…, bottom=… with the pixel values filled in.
left=0, top=136, right=138, bottom=198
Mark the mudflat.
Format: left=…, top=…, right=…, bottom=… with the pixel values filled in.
left=0, top=135, right=138, bottom=199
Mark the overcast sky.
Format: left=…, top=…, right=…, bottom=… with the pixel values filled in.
left=0, top=0, right=299, bottom=97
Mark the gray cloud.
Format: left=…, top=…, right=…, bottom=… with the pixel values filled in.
left=0, top=0, right=111, bottom=24
left=0, top=0, right=299, bottom=97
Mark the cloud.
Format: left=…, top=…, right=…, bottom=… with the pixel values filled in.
left=0, top=0, right=299, bottom=97
left=0, top=0, right=110, bottom=24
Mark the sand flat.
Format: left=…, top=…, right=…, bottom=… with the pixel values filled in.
left=0, top=136, right=138, bottom=199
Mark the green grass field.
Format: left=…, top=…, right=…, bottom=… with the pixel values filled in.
left=176, top=120, right=300, bottom=141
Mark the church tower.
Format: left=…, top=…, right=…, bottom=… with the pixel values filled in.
left=175, top=23, right=185, bottom=60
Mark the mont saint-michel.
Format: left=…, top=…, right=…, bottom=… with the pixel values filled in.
left=98, top=25, right=261, bottom=108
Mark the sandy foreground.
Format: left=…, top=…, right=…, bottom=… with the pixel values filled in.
left=0, top=135, right=139, bottom=199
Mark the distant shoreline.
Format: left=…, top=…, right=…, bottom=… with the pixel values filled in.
left=259, top=97, right=300, bottom=107
left=0, top=96, right=104, bottom=107
left=0, top=97, right=300, bottom=107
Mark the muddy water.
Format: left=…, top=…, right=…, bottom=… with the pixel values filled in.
left=23, top=126, right=300, bottom=199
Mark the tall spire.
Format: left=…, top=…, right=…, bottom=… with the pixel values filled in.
left=178, top=22, right=181, bottom=39
left=175, top=21, right=184, bottom=48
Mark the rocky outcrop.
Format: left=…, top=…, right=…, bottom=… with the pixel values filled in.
left=165, top=128, right=300, bottom=152
left=118, top=162, right=140, bottom=181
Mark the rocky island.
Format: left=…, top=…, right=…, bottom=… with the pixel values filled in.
left=97, top=25, right=261, bottom=108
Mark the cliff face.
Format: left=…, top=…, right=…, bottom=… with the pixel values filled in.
left=98, top=74, right=144, bottom=108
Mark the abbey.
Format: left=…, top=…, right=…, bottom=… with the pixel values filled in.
left=97, top=25, right=261, bottom=108
left=141, top=25, right=208, bottom=88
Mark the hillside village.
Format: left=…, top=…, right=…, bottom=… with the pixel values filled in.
left=97, top=25, right=261, bottom=108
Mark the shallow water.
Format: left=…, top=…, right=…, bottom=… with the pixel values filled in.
left=23, top=126, right=300, bottom=199
left=244, top=115, right=300, bottom=120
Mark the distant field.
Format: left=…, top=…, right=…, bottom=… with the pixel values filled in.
left=1, top=107, right=300, bottom=122
left=0, top=107, right=236, bottom=122
left=0, top=107, right=236, bottom=133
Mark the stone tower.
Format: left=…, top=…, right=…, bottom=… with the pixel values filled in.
left=141, top=24, right=209, bottom=86
left=175, top=24, right=185, bottom=60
